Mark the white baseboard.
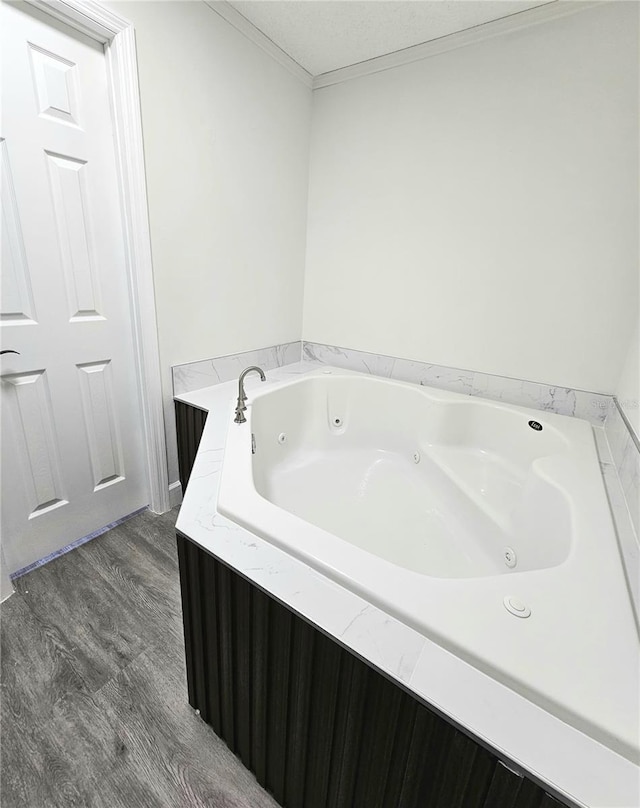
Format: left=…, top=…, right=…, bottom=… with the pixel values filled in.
left=169, top=480, right=183, bottom=508
left=1, top=546, right=14, bottom=602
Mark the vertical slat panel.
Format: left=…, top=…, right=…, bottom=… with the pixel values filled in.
left=183, top=419, right=193, bottom=491
left=326, top=653, right=369, bottom=808
left=539, top=795, right=565, bottom=808
left=382, top=695, right=421, bottom=807
left=175, top=401, right=188, bottom=486
left=201, top=550, right=222, bottom=734
left=397, top=702, right=439, bottom=807
left=461, top=745, right=498, bottom=808
left=483, top=762, right=523, bottom=808
left=233, top=573, right=253, bottom=765
left=175, top=533, right=573, bottom=808
left=410, top=695, right=454, bottom=806
left=284, top=618, right=315, bottom=807
left=352, top=673, right=404, bottom=808
left=174, top=401, right=207, bottom=491
left=185, top=539, right=207, bottom=717
left=304, top=632, right=342, bottom=808
left=428, top=727, right=477, bottom=807
left=427, top=732, right=494, bottom=808
left=483, top=761, right=522, bottom=808
left=266, top=600, right=293, bottom=804
left=516, top=779, right=548, bottom=808
left=216, top=561, right=236, bottom=750
left=251, top=586, right=269, bottom=785
left=175, top=534, right=196, bottom=707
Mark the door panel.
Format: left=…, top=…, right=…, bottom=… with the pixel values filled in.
left=76, top=360, right=124, bottom=491
left=1, top=2, right=148, bottom=573
left=45, top=150, right=105, bottom=321
left=28, top=40, right=81, bottom=126
left=1, top=140, right=37, bottom=325
left=3, top=368, right=68, bottom=517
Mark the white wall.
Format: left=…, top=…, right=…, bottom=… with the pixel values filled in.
left=617, top=319, right=639, bottom=438
left=106, top=2, right=636, bottom=496
left=303, top=2, right=639, bottom=394
left=106, top=1, right=312, bottom=491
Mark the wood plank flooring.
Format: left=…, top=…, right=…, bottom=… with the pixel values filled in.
left=1, top=508, right=280, bottom=808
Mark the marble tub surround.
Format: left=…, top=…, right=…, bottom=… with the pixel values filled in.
left=302, top=342, right=614, bottom=426
left=172, top=341, right=301, bottom=396
left=175, top=363, right=639, bottom=808
left=605, top=402, right=640, bottom=538
left=600, top=459, right=640, bottom=626
left=594, top=412, right=639, bottom=628
left=173, top=339, right=614, bottom=423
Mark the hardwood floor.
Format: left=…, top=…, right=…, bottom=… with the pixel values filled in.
left=1, top=508, right=280, bottom=808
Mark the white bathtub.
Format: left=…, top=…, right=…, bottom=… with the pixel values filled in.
left=217, top=367, right=640, bottom=763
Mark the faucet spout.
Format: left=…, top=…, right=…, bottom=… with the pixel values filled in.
left=234, top=366, right=266, bottom=424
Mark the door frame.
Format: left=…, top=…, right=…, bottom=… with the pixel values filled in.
left=24, top=0, right=170, bottom=513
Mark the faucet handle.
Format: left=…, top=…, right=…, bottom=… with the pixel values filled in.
left=233, top=394, right=247, bottom=424
left=235, top=365, right=266, bottom=425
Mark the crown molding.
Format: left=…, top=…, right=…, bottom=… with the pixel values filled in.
left=313, top=1, right=605, bottom=90
left=203, top=1, right=313, bottom=88
left=24, top=0, right=127, bottom=40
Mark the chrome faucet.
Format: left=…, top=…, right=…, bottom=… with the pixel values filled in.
left=234, top=366, right=266, bottom=423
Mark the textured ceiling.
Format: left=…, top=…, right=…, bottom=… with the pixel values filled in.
left=227, top=0, right=555, bottom=76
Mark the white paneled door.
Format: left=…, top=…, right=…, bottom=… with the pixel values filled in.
left=1, top=2, right=149, bottom=573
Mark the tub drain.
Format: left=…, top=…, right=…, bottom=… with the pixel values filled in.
left=503, top=547, right=517, bottom=568
left=503, top=596, right=531, bottom=618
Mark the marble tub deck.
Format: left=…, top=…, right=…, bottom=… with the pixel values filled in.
left=175, top=361, right=640, bottom=808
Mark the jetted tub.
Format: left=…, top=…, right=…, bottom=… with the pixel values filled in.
left=217, top=367, right=640, bottom=763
